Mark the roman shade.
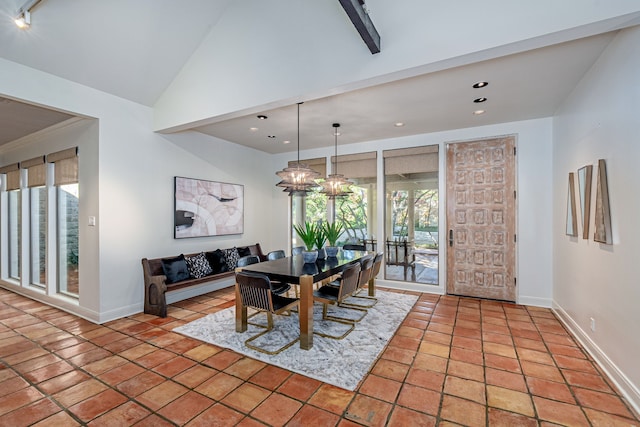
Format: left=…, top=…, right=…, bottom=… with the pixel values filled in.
left=47, top=147, right=78, bottom=185
left=22, top=156, right=46, bottom=188
left=330, top=151, right=377, bottom=179
left=383, top=145, right=438, bottom=175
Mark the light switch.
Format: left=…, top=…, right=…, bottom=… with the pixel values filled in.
left=88, top=216, right=96, bottom=226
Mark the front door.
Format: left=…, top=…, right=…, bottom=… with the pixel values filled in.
left=446, top=136, right=516, bottom=301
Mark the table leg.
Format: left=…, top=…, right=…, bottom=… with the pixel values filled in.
left=235, top=283, right=247, bottom=332
left=299, top=275, right=314, bottom=350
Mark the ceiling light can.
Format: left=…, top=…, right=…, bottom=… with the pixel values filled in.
left=472, top=81, right=488, bottom=89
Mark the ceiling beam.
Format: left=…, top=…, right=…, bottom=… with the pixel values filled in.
left=338, top=0, right=380, bottom=54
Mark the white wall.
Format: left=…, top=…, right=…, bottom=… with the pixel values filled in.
left=154, top=0, right=640, bottom=131
left=553, top=25, right=640, bottom=412
left=270, top=117, right=554, bottom=306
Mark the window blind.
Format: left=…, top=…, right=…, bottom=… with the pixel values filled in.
left=0, top=163, right=21, bottom=190
left=47, top=147, right=78, bottom=185
left=330, top=151, right=377, bottom=179
left=383, top=145, right=438, bottom=175
left=22, top=156, right=46, bottom=188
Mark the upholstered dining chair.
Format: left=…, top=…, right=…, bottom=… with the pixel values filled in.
left=237, top=255, right=260, bottom=267
left=313, top=262, right=366, bottom=339
left=343, top=243, right=366, bottom=251
left=237, top=254, right=290, bottom=296
left=347, top=252, right=382, bottom=308
left=267, top=250, right=286, bottom=261
left=235, top=271, right=299, bottom=355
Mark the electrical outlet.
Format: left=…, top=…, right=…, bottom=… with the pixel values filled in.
left=590, top=317, right=596, bottom=332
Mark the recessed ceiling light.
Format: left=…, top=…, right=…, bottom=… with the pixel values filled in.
left=257, top=115, right=268, bottom=120
left=283, top=140, right=291, bottom=144
left=473, top=97, right=487, bottom=103
left=267, top=135, right=276, bottom=138
left=472, top=81, right=488, bottom=89
left=249, top=127, right=258, bottom=132
left=394, top=122, right=405, bottom=127
left=473, top=109, right=486, bottom=115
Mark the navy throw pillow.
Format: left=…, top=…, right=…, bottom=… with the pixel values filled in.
left=237, top=246, right=251, bottom=257
left=205, top=249, right=229, bottom=274
left=161, top=254, right=190, bottom=284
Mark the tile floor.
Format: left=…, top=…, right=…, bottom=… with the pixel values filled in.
left=0, top=286, right=638, bottom=426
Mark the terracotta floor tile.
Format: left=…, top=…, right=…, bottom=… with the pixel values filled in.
left=157, top=391, right=214, bottom=425
left=222, top=383, right=271, bottom=413
left=513, top=336, right=548, bottom=352
left=98, top=362, right=146, bottom=387
left=484, top=353, right=522, bottom=373
left=224, top=357, right=267, bottom=380
left=13, top=353, right=61, bottom=374
left=390, top=335, right=422, bottom=351
left=546, top=343, right=586, bottom=359
left=251, top=392, right=303, bottom=426
left=517, top=347, right=555, bottom=365
left=533, top=396, right=590, bottom=426
left=118, top=343, right=157, bottom=361
left=358, top=374, right=402, bottom=403
left=344, top=394, right=392, bottom=427
left=152, top=355, right=196, bottom=378
left=87, top=400, right=151, bottom=427
left=482, top=331, right=514, bottom=345
left=381, top=346, right=416, bottom=365
left=418, top=341, right=450, bottom=358
left=136, top=380, right=188, bottom=411
left=202, top=349, right=243, bottom=370
left=444, top=375, right=486, bottom=404
left=287, top=403, right=341, bottom=427
left=0, top=396, right=60, bottom=426
left=562, top=369, right=612, bottom=392
left=520, top=360, right=564, bottom=382
left=25, top=359, right=75, bottom=384
left=485, top=367, right=527, bottom=392
left=573, top=387, right=635, bottom=419
left=406, top=367, right=446, bottom=391
left=135, top=349, right=176, bottom=369
left=116, top=371, right=165, bottom=398
left=487, top=385, right=535, bottom=417
left=526, top=376, right=575, bottom=404
left=248, top=365, right=291, bottom=390
left=483, top=342, right=517, bottom=359
left=388, top=405, right=437, bottom=427
left=541, top=332, right=576, bottom=346
left=68, top=388, right=128, bottom=423
left=164, top=337, right=203, bottom=354
left=553, top=354, right=597, bottom=372
left=450, top=346, right=484, bottom=365
left=482, top=323, right=511, bottom=335
left=0, top=376, right=30, bottom=397
left=68, top=348, right=113, bottom=368
left=31, top=410, right=81, bottom=427
left=371, top=358, right=410, bottom=382
left=277, top=373, right=322, bottom=401
left=53, top=379, right=108, bottom=407
left=83, top=355, right=128, bottom=376
left=451, top=335, right=483, bottom=351
left=412, top=353, right=448, bottom=373
left=397, top=325, right=425, bottom=339
left=488, top=407, right=539, bottom=427
left=3, top=347, right=50, bottom=365
left=195, top=372, right=243, bottom=400
left=396, top=383, right=441, bottom=415
left=583, top=407, right=640, bottom=427
left=440, top=394, right=486, bottom=427
left=423, top=330, right=452, bottom=345
left=447, top=360, right=484, bottom=382
left=37, top=370, right=91, bottom=395
left=307, top=384, right=355, bottom=415
left=55, top=342, right=98, bottom=359
left=186, top=402, right=244, bottom=427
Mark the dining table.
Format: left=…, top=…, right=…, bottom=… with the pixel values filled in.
left=235, top=250, right=373, bottom=350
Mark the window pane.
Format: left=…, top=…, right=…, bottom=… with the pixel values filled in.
left=58, top=184, right=79, bottom=297
left=336, top=185, right=373, bottom=246
left=8, top=190, right=21, bottom=280
left=30, top=187, right=47, bottom=287
left=384, top=171, right=439, bottom=284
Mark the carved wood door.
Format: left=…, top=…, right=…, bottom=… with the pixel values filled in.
left=446, top=137, right=516, bottom=301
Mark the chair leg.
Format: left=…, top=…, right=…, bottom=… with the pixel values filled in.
left=314, top=303, right=355, bottom=340
left=244, top=311, right=299, bottom=355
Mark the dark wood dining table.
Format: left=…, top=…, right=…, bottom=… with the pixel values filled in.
left=235, top=250, right=373, bottom=350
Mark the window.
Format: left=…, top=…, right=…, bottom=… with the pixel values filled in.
left=290, top=158, right=326, bottom=249
left=384, top=146, right=439, bottom=284
left=8, top=189, right=21, bottom=280
left=30, top=186, right=46, bottom=287
left=57, top=184, right=79, bottom=296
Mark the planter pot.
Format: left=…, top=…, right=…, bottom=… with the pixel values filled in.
left=325, top=246, right=339, bottom=257
left=302, top=250, right=318, bottom=264
left=316, top=247, right=326, bottom=259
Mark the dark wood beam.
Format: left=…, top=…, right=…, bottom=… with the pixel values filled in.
left=338, top=0, right=380, bottom=54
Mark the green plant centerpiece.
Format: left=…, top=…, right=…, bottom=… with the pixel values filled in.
left=323, top=221, right=344, bottom=257
left=293, top=221, right=319, bottom=263
left=313, top=224, right=327, bottom=259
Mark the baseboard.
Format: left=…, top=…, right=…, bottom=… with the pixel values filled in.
left=553, top=301, right=640, bottom=417
left=166, top=277, right=235, bottom=304
left=518, top=295, right=552, bottom=308
left=97, top=303, right=143, bottom=324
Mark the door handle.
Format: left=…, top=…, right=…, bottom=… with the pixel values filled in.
left=449, top=230, right=454, bottom=247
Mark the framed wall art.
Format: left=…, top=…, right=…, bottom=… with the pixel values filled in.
left=174, top=176, right=244, bottom=238
left=566, top=172, right=578, bottom=236
left=594, top=159, right=612, bottom=244
left=577, top=164, right=592, bottom=239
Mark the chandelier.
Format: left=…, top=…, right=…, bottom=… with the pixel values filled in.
left=275, top=102, right=320, bottom=196
left=319, top=123, right=353, bottom=198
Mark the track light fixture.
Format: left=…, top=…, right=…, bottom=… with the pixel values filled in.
left=14, top=0, right=43, bottom=29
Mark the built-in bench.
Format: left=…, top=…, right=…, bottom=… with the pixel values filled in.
left=142, top=243, right=265, bottom=317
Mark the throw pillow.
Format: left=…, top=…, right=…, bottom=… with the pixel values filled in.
left=161, top=254, right=190, bottom=284
left=237, top=246, right=251, bottom=257
left=184, top=252, right=213, bottom=279
left=205, top=249, right=229, bottom=274
left=223, top=247, right=240, bottom=271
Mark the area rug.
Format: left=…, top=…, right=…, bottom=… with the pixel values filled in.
left=173, top=290, right=418, bottom=391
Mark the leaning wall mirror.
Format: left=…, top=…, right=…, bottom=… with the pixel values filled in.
left=577, top=165, right=593, bottom=240
left=566, top=172, right=578, bottom=237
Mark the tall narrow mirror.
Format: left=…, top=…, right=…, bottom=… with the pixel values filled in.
left=577, top=165, right=592, bottom=239
left=566, top=172, right=577, bottom=236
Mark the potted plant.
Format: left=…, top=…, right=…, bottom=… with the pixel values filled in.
left=323, top=221, right=344, bottom=257
left=293, top=221, right=318, bottom=263
left=314, top=224, right=327, bottom=259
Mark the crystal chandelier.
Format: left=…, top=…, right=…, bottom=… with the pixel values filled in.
left=275, top=103, right=320, bottom=196
left=319, top=123, right=353, bottom=198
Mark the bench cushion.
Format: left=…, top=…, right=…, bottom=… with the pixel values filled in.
left=161, top=254, right=190, bottom=284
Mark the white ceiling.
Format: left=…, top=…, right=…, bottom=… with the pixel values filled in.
left=0, top=0, right=625, bottom=153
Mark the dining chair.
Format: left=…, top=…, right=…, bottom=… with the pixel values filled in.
left=313, top=262, right=367, bottom=339
left=346, top=252, right=381, bottom=308
left=343, top=243, right=366, bottom=251
left=237, top=255, right=260, bottom=267
left=235, top=271, right=299, bottom=355
left=267, top=250, right=286, bottom=261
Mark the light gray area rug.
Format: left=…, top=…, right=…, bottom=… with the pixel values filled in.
left=173, top=290, right=418, bottom=391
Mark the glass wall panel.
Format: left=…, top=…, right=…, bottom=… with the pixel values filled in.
left=8, top=190, right=21, bottom=280
left=57, top=183, right=79, bottom=297
left=30, top=186, right=47, bottom=287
